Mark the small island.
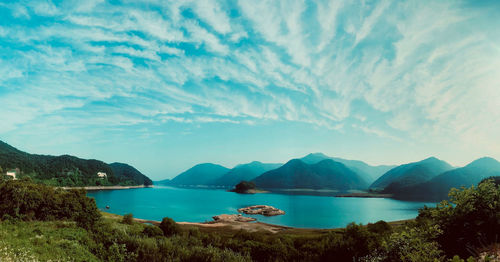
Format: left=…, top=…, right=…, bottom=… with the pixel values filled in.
left=230, top=180, right=266, bottom=194
left=238, top=205, right=285, bottom=216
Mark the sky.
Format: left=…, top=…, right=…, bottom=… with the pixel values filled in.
left=0, top=0, right=499, bottom=180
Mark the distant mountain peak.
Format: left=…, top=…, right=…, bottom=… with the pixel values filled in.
left=467, top=157, right=500, bottom=168
left=419, top=156, right=441, bottom=163
left=286, top=158, right=308, bottom=166
left=305, top=152, right=330, bottom=158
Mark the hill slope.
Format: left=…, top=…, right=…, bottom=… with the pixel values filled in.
left=301, top=153, right=394, bottom=183
left=369, top=157, right=453, bottom=192
left=395, top=157, right=500, bottom=200
left=210, top=161, right=282, bottom=187
left=0, top=140, right=151, bottom=186
left=168, top=163, right=230, bottom=186
left=109, top=163, right=153, bottom=186
left=252, top=159, right=369, bottom=190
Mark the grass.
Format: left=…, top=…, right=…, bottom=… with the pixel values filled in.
left=0, top=211, right=415, bottom=262
left=0, top=220, right=98, bottom=262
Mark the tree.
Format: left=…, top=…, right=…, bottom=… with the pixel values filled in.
left=232, top=181, right=256, bottom=193
left=122, top=213, right=133, bottom=225
left=417, top=179, right=500, bottom=257
left=159, top=217, right=180, bottom=237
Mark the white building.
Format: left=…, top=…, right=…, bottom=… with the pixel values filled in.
left=6, top=171, right=16, bottom=180
left=97, top=172, right=107, bottom=179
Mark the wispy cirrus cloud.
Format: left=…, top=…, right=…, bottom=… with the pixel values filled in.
left=0, top=0, right=499, bottom=171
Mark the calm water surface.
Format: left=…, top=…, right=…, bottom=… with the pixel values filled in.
left=87, top=186, right=436, bottom=228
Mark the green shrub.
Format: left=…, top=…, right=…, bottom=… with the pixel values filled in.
left=417, top=180, right=500, bottom=257
left=142, top=225, right=163, bottom=238
left=0, top=180, right=100, bottom=229
left=159, top=217, right=180, bottom=237
left=122, top=213, right=134, bottom=225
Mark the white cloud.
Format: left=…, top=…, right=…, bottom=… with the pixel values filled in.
left=190, top=0, right=232, bottom=34
left=1, top=0, right=499, bottom=162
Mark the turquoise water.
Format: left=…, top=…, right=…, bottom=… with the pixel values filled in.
left=87, top=186, right=436, bottom=229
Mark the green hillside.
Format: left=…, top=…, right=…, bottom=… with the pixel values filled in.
left=0, top=140, right=151, bottom=186
left=301, top=153, right=394, bottom=183
left=109, top=163, right=153, bottom=186
left=252, top=159, right=369, bottom=190
left=369, top=157, right=453, bottom=192
left=167, top=163, right=230, bottom=186
left=210, top=161, right=282, bottom=187
left=393, top=157, right=500, bottom=200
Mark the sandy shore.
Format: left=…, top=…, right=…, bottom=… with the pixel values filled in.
left=133, top=216, right=289, bottom=233
left=103, top=212, right=410, bottom=234
left=61, top=185, right=153, bottom=191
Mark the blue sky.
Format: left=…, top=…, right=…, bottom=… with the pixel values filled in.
left=0, top=0, right=499, bottom=180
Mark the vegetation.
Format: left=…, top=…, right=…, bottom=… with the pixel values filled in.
left=253, top=158, right=369, bottom=190
left=0, top=178, right=100, bottom=229
left=122, top=213, right=134, bottom=225
left=370, top=157, right=453, bottom=192
left=0, top=178, right=499, bottom=261
left=231, top=180, right=257, bottom=193
left=417, top=179, right=500, bottom=258
left=210, top=161, right=282, bottom=187
left=167, top=163, right=230, bottom=186
left=393, top=157, right=500, bottom=201
left=301, top=153, right=395, bottom=183
left=110, top=163, right=153, bottom=186
left=0, top=140, right=152, bottom=187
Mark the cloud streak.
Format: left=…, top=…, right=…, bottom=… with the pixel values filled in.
left=0, top=0, right=499, bottom=168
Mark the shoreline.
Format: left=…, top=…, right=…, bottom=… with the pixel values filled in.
left=120, top=213, right=412, bottom=234
left=62, top=185, right=153, bottom=191
left=335, top=192, right=393, bottom=198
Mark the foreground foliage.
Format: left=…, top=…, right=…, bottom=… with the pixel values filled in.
left=0, top=179, right=499, bottom=261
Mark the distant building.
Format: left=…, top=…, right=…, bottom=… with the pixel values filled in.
left=6, top=171, right=16, bottom=180
left=97, top=172, right=107, bottom=179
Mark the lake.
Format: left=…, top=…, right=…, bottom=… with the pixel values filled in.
left=87, top=186, right=436, bottom=229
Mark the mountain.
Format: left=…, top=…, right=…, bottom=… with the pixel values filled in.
left=301, top=153, right=395, bottom=183
left=0, top=140, right=151, bottom=186
left=155, top=178, right=170, bottom=185
left=252, top=158, right=369, bottom=190
left=168, top=163, right=230, bottom=186
left=109, top=163, right=153, bottom=186
left=395, top=157, right=500, bottom=200
left=369, top=157, right=453, bottom=192
left=300, top=153, right=331, bottom=165
left=210, top=161, right=282, bottom=187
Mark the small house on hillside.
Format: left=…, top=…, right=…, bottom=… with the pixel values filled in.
left=6, top=170, right=17, bottom=180
left=97, top=172, right=107, bottom=179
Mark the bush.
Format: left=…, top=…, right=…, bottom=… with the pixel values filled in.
left=160, top=217, right=180, bottom=237
left=232, top=181, right=256, bottom=193
left=417, top=180, right=500, bottom=257
left=142, top=225, right=163, bottom=238
left=0, top=180, right=100, bottom=228
left=379, top=225, right=443, bottom=262
left=122, top=213, right=133, bottom=225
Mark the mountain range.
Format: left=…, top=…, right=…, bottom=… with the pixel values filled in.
left=162, top=153, right=500, bottom=201
left=160, top=153, right=396, bottom=191
left=5, top=137, right=496, bottom=200
left=0, top=140, right=152, bottom=186
left=390, top=157, right=500, bottom=200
